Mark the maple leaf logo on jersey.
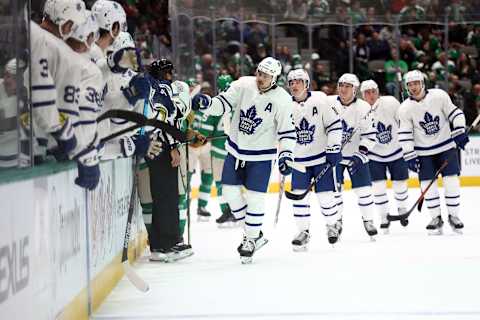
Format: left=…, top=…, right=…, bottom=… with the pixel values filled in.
left=419, top=112, right=440, bottom=135
left=239, top=106, right=262, bottom=135
left=296, top=118, right=316, bottom=145
left=341, top=120, right=354, bottom=145
left=376, top=121, right=392, bottom=144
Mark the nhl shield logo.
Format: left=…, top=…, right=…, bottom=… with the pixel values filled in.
left=376, top=121, right=392, bottom=144
left=419, top=112, right=440, bottom=135
left=296, top=118, right=315, bottom=145
left=239, top=106, right=263, bottom=135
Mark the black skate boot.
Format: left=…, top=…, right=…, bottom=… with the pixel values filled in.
left=171, top=242, right=194, bottom=260
left=363, top=220, right=378, bottom=241
left=335, top=217, right=343, bottom=236
left=216, top=206, right=237, bottom=228
left=426, top=215, right=444, bottom=235
left=398, top=207, right=409, bottom=227
left=448, top=214, right=464, bottom=234
left=197, top=206, right=211, bottom=222
left=149, top=247, right=175, bottom=262
left=380, top=216, right=391, bottom=234
left=326, top=224, right=339, bottom=245
left=237, top=231, right=268, bottom=264
left=291, top=230, right=310, bottom=252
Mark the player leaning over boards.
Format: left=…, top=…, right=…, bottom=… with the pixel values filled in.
left=193, top=57, right=296, bottom=264
left=397, top=70, right=469, bottom=235
left=328, top=73, right=378, bottom=241
left=287, top=69, right=342, bottom=250
left=360, top=80, right=410, bottom=233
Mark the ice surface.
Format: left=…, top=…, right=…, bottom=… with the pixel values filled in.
left=92, top=187, right=480, bottom=320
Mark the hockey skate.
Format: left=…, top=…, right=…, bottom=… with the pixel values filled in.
left=448, top=214, right=464, bottom=234
left=426, top=215, right=444, bottom=235
left=398, top=208, right=409, bottom=227
left=326, top=224, right=339, bottom=245
left=380, top=216, right=390, bottom=235
left=363, top=220, right=378, bottom=241
left=335, top=218, right=343, bottom=236
left=197, top=207, right=211, bottom=222
left=216, top=207, right=237, bottom=228
left=149, top=248, right=175, bottom=262
left=291, top=230, right=310, bottom=252
left=172, top=242, right=194, bottom=259
left=237, top=231, right=268, bottom=264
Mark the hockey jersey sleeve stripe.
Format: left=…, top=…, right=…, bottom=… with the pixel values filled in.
left=278, top=129, right=296, bottom=135
left=212, top=96, right=226, bottom=114
left=218, top=94, right=233, bottom=112
left=79, top=106, right=99, bottom=113
left=227, top=138, right=277, bottom=155
left=58, top=108, right=80, bottom=116
left=361, top=132, right=376, bottom=136
left=325, top=119, right=341, bottom=131
left=326, top=127, right=342, bottom=134
left=447, top=108, right=461, bottom=120
left=279, top=136, right=296, bottom=141
left=32, top=100, right=56, bottom=108
left=294, top=151, right=326, bottom=162
left=32, top=85, right=56, bottom=90
left=368, top=148, right=403, bottom=159
left=73, top=120, right=97, bottom=127
left=450, top=113, right=463, bottom=124
left=414, top=138, right=453, bottom=151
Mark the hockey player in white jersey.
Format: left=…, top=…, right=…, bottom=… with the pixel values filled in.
left=328, top=73, right=378, bottom=239
left=397, top=70, right=469, bottom=234
left=360, top=80, right=410, bottom=233
left=287, top=69, right=342, bottom=249
left=194, top=57, right=296, bottom=263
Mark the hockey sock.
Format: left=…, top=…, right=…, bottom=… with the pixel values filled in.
left=354, top=186, right=375, bottom=221
left=215, top=181, right=229, bottom=212
left=316, top=191, right=338, bottom=225
left=292, top=191, right=311, bottom=231
left=335, top=191, right=344, bottom=218
left=245, top=189, right=266, bottom=239
left=198, top=171, right=213, bottom=209
left=420, top=179, right=441, bottom=218
left=392, top=180, right=408, bottom=211
left=442, top=175, right=460, bottom=217
left=372, top=180, right=389, bottom=219
left=223, top=184, right=246, bottom=222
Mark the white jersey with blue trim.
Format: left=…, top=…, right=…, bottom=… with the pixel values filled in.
left=397, top=88, right=465, bottom=159
left=206, top=76, right=296, bottom=161
left=327, top=95, right=376, bottom=165
left=368, top=95, right=404, bottom=162
left=293, top=91, right=342, bottom=167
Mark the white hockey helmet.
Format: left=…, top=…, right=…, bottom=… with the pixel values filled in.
left=360, top=79, right=379, bottom=94
left=404, top=70, right=425, bottom=96
left=257, top=57, right=282, bottom=89
left=92, top=0, right=127, bottom=38
left=338, top=73, right=360, bottom=96
left=109, top=31, right=135, bottom=52
left=43, top=0, right=87, bottom=40
left=287, top=68, right=310, bottom=89
left=70, top=11, right=99, bottom=49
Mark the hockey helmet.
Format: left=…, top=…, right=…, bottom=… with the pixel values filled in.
left=256, top=57, right=282, bottom=90
left=360, top=79, right=379, bottom=93
left=338, top=73, right=360, bottom=97
left=43, top=0, right=87, bottom=40
left=287, top=69, right=310, bottom=89
left=404, top=70, right=425, bottom=96
left=70, top=11, right=99, bottom=49
left=92, top=0, right=127, bottom=38
left=149, top=59, right=175, bottom=81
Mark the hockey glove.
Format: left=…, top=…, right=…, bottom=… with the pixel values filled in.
left=348, top=146, right=369, bottom=176
left=122, top=74, right=150, bottom=106
left=51, top=117, right=77, bottom=161
left=75, top=148, right=100, bottom=191
left=278, top=151, right=294, bottom=176
left=326, top=145, right=342, bottom=167
left=406, top=157, right=420, bottom=173
left=192, top=93, right=211, bottom=111
left=108, top=47, right=142, bottom=74
left=453, top=131, right=469, bottom=150
left=120, top=133, right=150, bottom=158
left=186, top=129, right=207, bottom=148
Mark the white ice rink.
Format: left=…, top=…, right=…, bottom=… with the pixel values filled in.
left=93, top=187, right=480, bottom=320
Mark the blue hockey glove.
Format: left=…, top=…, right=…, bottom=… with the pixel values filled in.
left=122, top=74, right=151, bottom=106
left=192, top=93, right=211, bottom=111
left=326, top=145, right=342, bottom=167
left=120, top=133, right=150, bottom=157
left=453, top=132, right=469, bottom=150
left=278, top=151, right=293, bottom=176
left=51, top=117, right=77, bottom=161
left=406, top=156, right=420, bottom=173
left=348, top=146, right=369, bottom=176
left=74, top=148, right=100, bottom=190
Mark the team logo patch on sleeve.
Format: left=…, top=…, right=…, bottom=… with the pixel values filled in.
left=419, top=112, right=440, bottom=135
left=341, top=120, right=354, bottom=145
left=239, top=105, right=262, bottom=135
left=376, top=121, right=392, bottom=144
left=296, top=118, right=315, bottom=145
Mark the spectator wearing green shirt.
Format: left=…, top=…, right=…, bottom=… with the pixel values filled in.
left=384, top=48, right=408, bottom=97
left=399, top=0, right=426, bottom=22
left=431, top=51, right=456, bottom=82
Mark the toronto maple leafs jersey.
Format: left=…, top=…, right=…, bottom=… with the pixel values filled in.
left=368, top=96, right=404, bottom=163
left=327, top=95, right=376, bottom=165
left=397, top=89, right=466, bottom=159
left=205, top=76, right=296, bottom=161
left=292, top=91, right=342, bottom=167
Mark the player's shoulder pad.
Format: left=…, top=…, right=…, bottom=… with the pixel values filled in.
left=234, top=76, right=256, bottom=89
left=311, top=90, right=328, bottom=99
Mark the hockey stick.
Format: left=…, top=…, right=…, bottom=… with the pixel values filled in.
left=388, top=113, right=480, bottom=222
left=274, top=176, right=286, bottom=226
left=122, top=157, right=149, bottom=292
left=285, top=163, right=331, bottom=200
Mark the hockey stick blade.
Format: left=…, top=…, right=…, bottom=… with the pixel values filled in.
left=284, top=164, right=331, bottom=201
left=123, top=261, right=149, bottom=292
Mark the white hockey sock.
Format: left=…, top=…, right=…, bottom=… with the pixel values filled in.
left=292, top=191, right=311, bottom=232
left=420, top=179, right=441, bottom=218
left=223, top=185, right=246, bottom=222
left=372, top=180, right=389, bottom=220
left=392, top=180, right=408, bottom=211
left=354, top=186, right=375, bottom=221
left=334, top=191, right=344, bottom=219
left=245, top=190, right=266, bottom=239
left=316, top=191, right=338, bottom=225
left=442, top=175, right=460, bottom=217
